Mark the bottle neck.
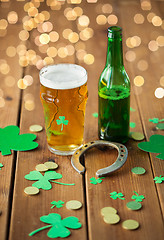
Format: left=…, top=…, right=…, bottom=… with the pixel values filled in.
left=106, top=37, right=123, bottom=67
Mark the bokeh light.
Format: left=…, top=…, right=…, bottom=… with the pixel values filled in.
left=23, top=75, right=33, bottom=86
left=25, top=100, right=35, bottom=111
left=6, top=46, right=16, bottom=57
left=154, top=88, right=164, bottom=99
left=125, top=51, right=136, bottom=62
left=17, top=79, right=27, bottom=89
left=137, top=60, right=148, bottom=71
left=152, top=16, right=162, bottom=26
left=68, top=32, right=79, bottom=43
left=148, top=40, right=159, bottom=51
left=156, top=36, right=164, bottom=47
left=4, top=76, right=15, bottom=87
left=107, top=15, right=118, bottom=25
left=0, top=19, right=8, bottom=29
left=96, top=15, right=107, bottom=25
left=134, top=13, right=144, bottom=24
left=7, top=11, right=18, bottom=24
left=84, top=54, right=95, bottom=65
left=78, top=15, right=90, bottom=27
left=49, top=31, right=59, bottom=42
left=0, top=97, right=5, bottom=108
left=102, top=3, right=113, bottom=14
left=147, top=12, right=155, bottom=22
left=141, top=1, right=151, bottom=10
left=47, top=47, right=58, bottom=57
left=134, top=76, right=144, bottom=87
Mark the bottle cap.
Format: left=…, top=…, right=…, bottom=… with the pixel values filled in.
left=108, top=26, right=122, bottom=38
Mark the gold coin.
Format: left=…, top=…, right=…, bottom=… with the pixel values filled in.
left=44, top=161, right=58, bottom=170
left=101, top=207, right=117, bottom=216
left=29, top=124, right=43, bottom=132
left=66, top=200, right=82, bottom=210
left=122, top=219, right=139, bottom=230
left=35, top=164, right=48, bottom=172
left=24, top=186, right=39, bottom=195
left=131, top=132, right=145, bottom=141
left=103, top=214, right=120, bottom=224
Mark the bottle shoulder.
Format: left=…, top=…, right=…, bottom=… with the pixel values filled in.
left=99, top=65, right=130, bottom=90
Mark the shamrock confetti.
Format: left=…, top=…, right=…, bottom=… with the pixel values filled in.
left=0, top=125, right=38, bottom=156
left=110, top=191, right=125, bottom=200
left=56, top=116, right=68, bottom=131
left=29, top=213, right=82, bottom=238
left=25, top=171, right=62, bottom=190
left=138, top=134, right=164, bottom=160
left=0, top=163, right=3, bottom=170
left=149, top=118, right=164, bottom=124
left=90, top=177, right=105, bottom=185
left=131, top=191, right=145, bottom=202
left=130, top=122, right=136, bottom=128
left=153, top=175, right=164, bottom=183
left=130, top=107, right=136, bottom=112
left=92, top=112, right=98, bottom=118
left=51, top=200, right=64, bottom=209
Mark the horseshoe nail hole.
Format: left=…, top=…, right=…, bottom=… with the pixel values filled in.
left=90, top=141, right=95, bottom=144
left=75, top=152, right=79, bottom=155
left=120, top=145, right=124, bottom=148
left=121, top=149, right=125, bottom=152
left=84, top=145, right=88, bottom=147
left=120, top=154, right=124, bottom=157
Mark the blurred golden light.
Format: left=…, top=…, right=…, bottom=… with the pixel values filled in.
left=102, top=3, right=113, bottom=13
left=26, top=50, right=36, bottom=61
left=50, top=1, right=61, bottom=10
left=0, top=63, right=10, bottom=74
left=141, top=1, right=151, bottom=10
left=31, top=54, right=41, bottom=65
left=6, top=46, right=16, bottom=57
left=78, top=15, right=90, bottom=27
left=137, top=60, right=148, bottom=71
left=39, top=44, right=49, bottom=53
left=25, top=100, right=35, bottom=111
left=43, top=57, right=54, bottom=65
left=65, top=9, right=77, bottom=21
left=130, top=36, right=141, bottom=47
left=107, top=15, right=118, bottom=25
left=36, top=59, right=44, bottom=70
left=39, top=33, right=50, bottom=44
left=23, top=75, right=33, bottom=86
left=7, top=11, right=18, bottom=24
left=134, top=76, right=144, bottom=87
left=67, top=0, right=82, bottom=3
left=49, top=31, right=59, bottom=42
left=148, top=40, right=158, bottom=51
left=63, top=28, right=72, bottom=39
left=160, top=76, right=164, bottom=87
left=17, top=44, right=27, bottom=55
left=66, top=45, right=75, bottom=56
left=4, top=76, right=15, bottom=87
left=125, top=51, right=136, bottom=62
left=28, top=7, right=38, bottom=17
left=40, top=10, right=49, bottom=21
left=24, top=2, right=34, bottom=12
left=17, top=79, right=27, bottom=89
left=19, top=30, right=29, bottom=41
left=126, top=37, right=134, bottom=48
left=24, top=93, right=34, bottom=101
left=134, top=13, right=144, bottom=24
left=47, top=47, right=58, bottom=57
left=147, top=12, right=155, bottom=23
left=96, top=15, right=107, bottom=25
left=152, top=16, right=162, bottom=26
left=58, top=47, right=68, bottom=58
left=73, top=7, right=83, bottom=16
left=156, top=36, right=164, bottom=47
left=154, top=87, right=164, bottom=99
left=79, top=28, right=94, bottom=41
left=68, top=32, right=79, bottom=43
left=35, top=36, right=42, bottom=46
left=87, top=0, right=97, bottom=2
left=19, top=56, right=29, bottom=67
left=34, top=13, right=45, bottom=23
left=84, top=54, right=94, bottom=65
left=0, top=19, right=8, bottom=29
left=161, top=20, right=164, bottom=30
left=42, top=22, right=53, bottom=32
left=0, top=97, right=5, bottom=108
left=75, top=41, right=86, bottom=51
left=23, top=19, right=36, bottom=31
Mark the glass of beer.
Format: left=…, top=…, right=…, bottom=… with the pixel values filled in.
left=39, top=64, right=88, bottom=155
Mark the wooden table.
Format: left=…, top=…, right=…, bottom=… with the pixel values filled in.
left=0, top=0, right=164, bottom=239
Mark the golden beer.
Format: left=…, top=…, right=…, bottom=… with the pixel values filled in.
left=40, top=64, right=88, bottom=155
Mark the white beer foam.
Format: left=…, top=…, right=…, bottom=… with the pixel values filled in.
left=39, top=64, right=87, bottom=89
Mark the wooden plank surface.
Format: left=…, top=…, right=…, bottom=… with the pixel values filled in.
left=0, top=0, right=163, bottom=240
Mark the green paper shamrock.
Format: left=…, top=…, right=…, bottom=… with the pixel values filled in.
left=110, top=191, right=125, bottom=200
left=131, top=191, right=145, bottom=202
left=154, top=175, right=164, bottom=183
left=138, top=134, right=164, bottom=160
left=90, top=177, right=105, bottom=185
left=0, top=125, right=38, bottom=156
left=51, top=200, right=64, bottom=209
left=92, top=112, right=98, bottom=118
left=25, top=171, right=62, bottom=190
left=0, top=163, right=3, bottom=170
left=56, top=116, right=68, bottom=131
left=29, top=213, right=82, bottom=238
left=149, top=118, right=159, bottom=124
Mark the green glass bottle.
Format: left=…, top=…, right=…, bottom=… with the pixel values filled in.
left=98, top=26, right=130, bottom=143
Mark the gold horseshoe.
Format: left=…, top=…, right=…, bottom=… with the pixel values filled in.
left=71, top=140, right=128, bottom=177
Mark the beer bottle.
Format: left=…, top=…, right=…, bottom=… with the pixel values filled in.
left=98, top=26, right=130, bottom=143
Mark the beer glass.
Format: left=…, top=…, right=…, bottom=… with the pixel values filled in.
left=39, top=64, right=88, bottom=155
